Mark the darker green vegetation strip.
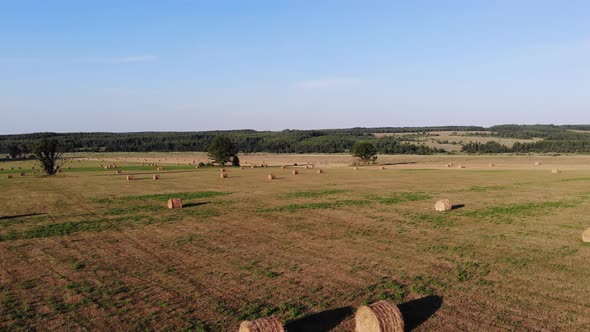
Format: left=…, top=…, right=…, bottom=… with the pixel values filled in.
left=287, top=189, right=348, bottom=198
left=259, top=200, right=372, bottom=212
left=372, top=192, right=432, bottom=204
left=90, top=191, right=231, bottom=203
left=462, top=201, right=575, bottom=220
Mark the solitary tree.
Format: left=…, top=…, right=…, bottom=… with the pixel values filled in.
left=34, top=139, right=60, bottom=175
left=231, top=154, right=240, bottom=167
left=7, top=143, right=21, bottom=159
left=351, top=141, right=378, bottom=164
left=207, top=136, right=238, bottom=165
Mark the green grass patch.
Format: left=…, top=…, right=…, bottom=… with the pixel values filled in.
left=121, top=191, right=231, bottom=201
left=287, top=189, right=347, bottom=198
left=462, top=201, right=574, bottom=221
left=259, top=200, right=371, bottom=212
left=560, top=177, right=590, bottom=182
left=372, top=192, right=432, bottom=204
left=468, top=185, right=508, bottom=192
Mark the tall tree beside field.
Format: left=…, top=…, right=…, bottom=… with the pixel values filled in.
left=7, top=143, right=21, bottom=159
left=34, top=139, right=60, bottom=175
left=207, top=136, right=238, bottom=165
left=351, top=141, right=378, bottom=163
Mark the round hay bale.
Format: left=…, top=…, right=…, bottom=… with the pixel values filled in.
left=220, top=173, right=228, bottom=179
left=153, top=174, right=160, bottom=180
left=240, top=166, right=244, bottom=170
left=317, top=169, right=324, bottom=174
left=220, top=168, right=226, bottom=172
left=0, top=168, right=3, bottom=171
left=379, top=166, right=385, bottom=170
left=434, top=199, right=452, bottom=212
left=551, top=169, right=561, bottom=174
left=534, top=161, right=542, bottom=166
left=354, top=167, right=358, bottom=170
left=268, top=173, right=276, bottom=180
left=239, top=316, right=284, bottom=332
left=167, top=198, right=182, bottom=209
left=251, top=165, right=256, bottom=169
left=457, top=165, right=465, bottom=169
left=126, top=175, right=134, bottom=181
left=19, top=172, right=25, bottom=176
left=582, top=228, right=590, bottom=243
left=292, top=170, right=299, bottom=175
left=447, top=163, right=453, bottom=168
left=7, top=174, right=13, bottom=178
left=115, top=170, right=122, bottom=174
left=488, top=163, right=495, bottom=167
left=281, top=166, right=286, bottom=170
left=354, top=300, right=404, bottom=332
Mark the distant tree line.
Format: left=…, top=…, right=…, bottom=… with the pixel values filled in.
left=2, top=125, right=590, bottom=155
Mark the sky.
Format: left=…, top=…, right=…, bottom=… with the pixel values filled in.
left=1, top=0, right=589, bottom=134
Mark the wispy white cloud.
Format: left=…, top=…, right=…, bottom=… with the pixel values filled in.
left=81, top=55, right=159, bottom=64
left=294, top=79, right=360, bottom=89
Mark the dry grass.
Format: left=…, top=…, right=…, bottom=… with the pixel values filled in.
left=1, top=154, right=590, bottom=331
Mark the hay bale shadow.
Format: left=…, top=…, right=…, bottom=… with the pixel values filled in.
left=0, top=213, right=47, bottom=220
left=284, top=306, right=354, bottom=332
left=451, top=204, right=465, bottom=210
left=183, top=202, right=210, bottom=208
left=398, top=295, right=443, bottom=331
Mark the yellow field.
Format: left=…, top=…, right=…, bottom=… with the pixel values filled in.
left=1, top=153, right=590, bottom=331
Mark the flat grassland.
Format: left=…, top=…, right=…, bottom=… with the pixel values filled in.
left=1, top=153, right=590, bottom=331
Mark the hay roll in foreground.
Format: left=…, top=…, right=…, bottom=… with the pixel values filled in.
left=435, top=199, right=452, bottom=212
left=583, top=228, right=590, bottom=243
left=126, top=175, right=134, bottom=181
left=153, top=174, right=160, bottom=180
left=317, top=169, right=324, bottom=174
left=268, top=173, right=276, bottom=180
left=167, top=198, right=182, bottom=209
left=551, top=169, right=561, bottom=174
left=292, top=170, right=299, bottom=175
left=239, top=316, right=284, bottom=332
left=380, top=166, right=385, bottom=170
left=220, top=172, right=228, bottom=179
left=355, top=300, right=404, bottom=332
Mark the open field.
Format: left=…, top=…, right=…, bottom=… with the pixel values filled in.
left=373, top=131, right=543, bottom=152
left=1, top=153, right=590, bottom=331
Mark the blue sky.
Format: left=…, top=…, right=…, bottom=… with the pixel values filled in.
left=1, top=1, right=589, bottom=134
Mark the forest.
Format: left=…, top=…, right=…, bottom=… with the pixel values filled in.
left=1, top=125, right=590, bottom=157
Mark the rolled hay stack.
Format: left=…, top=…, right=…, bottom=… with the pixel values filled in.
left=167, top=198, right=183, bottom=209
left=317, top=169, right=324, bottom=174
left=380, top=166, right=385, bottom=170
left=583, top=228, right=590, bottom=242
left=534, top=161, right=542, bottom=166
left=551, top=169, right=561, bottom=174
left=457, top=165, right=465, bottom=169
left=220, top=172, right=228, bottom=179
left=434, top=199, right=452, bottom=212
left=115, top=170, right=122, bottom=174
left=354, top=300, right=404, bottom=332
left=292, top=170, right=299, bottom=175
left=281, top=166, right=286, bottom=170
left=239, top=316, right=284, bottom=332
left=488, top=163, right=495, bottom=167
left=268, top=173, right=276, bottom=180
left=153, top=174, right=160, bottom=180
left=220, top=168, right=226, bottom=172
left=354, top=167, right=359, bottom=170
left=7, top=174, right=13, bottom=178
left=126, top=175, right=134, bottom=181
left=240, top=166, right=244, bottom=170
left=19, top=172, right=25, bottom=176
left=447, top=163, right=454, bottom=168
left=251, top=165, right=256, bottom=169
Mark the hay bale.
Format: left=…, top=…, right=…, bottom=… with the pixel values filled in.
left=434, top=199, right=452, bottom=212
left=354, top=300, right=404, bottom=332
left=239, top=316, right=284, bottom=332
left=551, top=169, right=561, bottom=174
left=380, top=166, right=385, bottom=170
left=583, top=228, right=590, bottom=243
left=447, top=163, right=453, bottom=168
left=251, top=165, right=256, bottom=169
left=220, top=172, right=228, bottom=179
left=126, top=175, right=134, bottom=181
left=167, top=198, right=182, bottom=209
left=281, top=166, right=286, bottom=170
left=7, top=174, right=13, bottom=178
left=153, top=174, right=160, bottom=180
left=354, top=167, right=359, bottom=170
left=19, top=172, right=25, bottom=176
left=115, top=170, right=122, bottom=174
left=317, top=169, right=324, bottom=174
left=534, top=161, right=542, bottom=166
left=488, top=163, right=495, bottom=167
left=0, top=168, right=3, bottom=171
left=292, top=170, right=299, bottom=175
left=457, top=165, right=465, bottom=169
left=240, top=166, right=244, bottom=170
left=268, top=173, right=276, bottom=180
left=220, top=168, right=226, bottom=172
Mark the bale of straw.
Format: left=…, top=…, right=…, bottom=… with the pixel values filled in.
left=252, top=165, right=256, bottom=169
left=220, top=172, right=228, bottom=179
left=354, top=300, right=404, bottom=332
left=7, top=175, right=13, bottom=178
left=534, top=161, right=542, bottom=166
left=317, top=169, right=324, bottom=174
left=240, top=166, right=244, bottom=170
left=153, top=174, right=160, bottom=180
left=281, top=166, right=286, bottom=170
left=583, top=228, right=590, bottom=243
left=19, top=172, right=25, bottom=176
left=268, top=173, right=276, bottom=180
left=380, top=166, right=385, bottom=170
left=447, top=163, right=453, bottom=168
left=551, top=169, right=561, bottom=174
left=434, top=199, right=452, bottom=212
left=126, top=175, right=134, bottom=181
left=220, top=168, right=226, bottom=172
left=239, top=316, right=284, bottom=332
left=457, top=165, right=465, bottom=169
left=167, top=198, right=182, bottom=209
left=292, top=170, right=299, bottom=175
left=354, top=167, right=359, bottom=170
left=0, top=168, right=3, bottom=171
left=115, top=170, right=122, bottom=174
left=488, top=163, right=495, bottom=167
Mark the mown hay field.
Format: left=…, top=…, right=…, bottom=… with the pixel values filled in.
left=1, top=153, right=590, bottom=331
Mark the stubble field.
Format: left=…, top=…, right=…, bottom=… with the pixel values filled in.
left=1, top=153, right=589, bottom=331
